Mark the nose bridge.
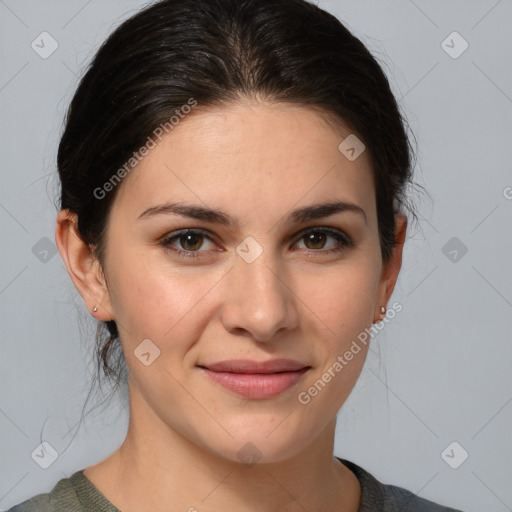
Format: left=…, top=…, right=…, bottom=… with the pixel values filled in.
left=221, top=241, right=298, bottom=341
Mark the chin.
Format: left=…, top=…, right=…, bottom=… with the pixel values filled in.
left=200, top=419, right=313, bottom=466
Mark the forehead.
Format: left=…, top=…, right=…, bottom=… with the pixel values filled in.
left=111, top=101, right=376, bottom=226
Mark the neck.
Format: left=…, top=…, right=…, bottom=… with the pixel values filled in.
left=84, top=383, right=361, bottom=512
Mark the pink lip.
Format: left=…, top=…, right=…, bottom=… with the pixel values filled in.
left=198, top=359, right=310, bottom=399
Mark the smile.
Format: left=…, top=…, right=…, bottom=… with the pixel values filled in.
left=197, top=359, right=311, bottom=399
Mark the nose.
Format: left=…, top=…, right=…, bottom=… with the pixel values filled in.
left=220, top=249, right=299, bottom=342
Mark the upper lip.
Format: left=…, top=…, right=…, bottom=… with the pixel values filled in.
left=199, top=359, right=309, bottom=374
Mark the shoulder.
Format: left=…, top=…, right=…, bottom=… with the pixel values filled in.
left=336, top=457, right=466, bottom=512
left=7, top=493, right=52, bottom=512
left=5, top=471, right=84, bottom=512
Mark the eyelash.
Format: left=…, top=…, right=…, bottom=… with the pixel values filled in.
left=159, top=227, right=354, bottom=260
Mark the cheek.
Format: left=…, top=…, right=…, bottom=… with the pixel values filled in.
left=294, top=256, right=381, bottom=341
left=291, top=261, right=379, bottom=417
left=106, top=249, right=225, bottom=348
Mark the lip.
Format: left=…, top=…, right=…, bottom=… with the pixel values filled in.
left=198, top=359, right=311, bottom=399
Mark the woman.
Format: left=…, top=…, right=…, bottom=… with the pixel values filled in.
left=7, top=0, right=465, bottom=510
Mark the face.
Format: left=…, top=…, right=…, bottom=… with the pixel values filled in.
left=62, top=101, right=404, bottom=464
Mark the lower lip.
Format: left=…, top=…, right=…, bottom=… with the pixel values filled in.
left=199, top=367, right=309, bottom=399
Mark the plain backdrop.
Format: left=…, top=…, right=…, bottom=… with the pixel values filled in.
left=1, top=1, right=511, bottom=511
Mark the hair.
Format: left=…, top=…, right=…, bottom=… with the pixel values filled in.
left=55, top=0, right=422, bottom=421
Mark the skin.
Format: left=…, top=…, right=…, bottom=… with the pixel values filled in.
left=56, top=100, right=406, bottom=512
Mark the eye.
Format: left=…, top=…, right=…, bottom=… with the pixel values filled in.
left=159, top=229, right=218, bottom=259
left=292, top=227, right=354, bottom=255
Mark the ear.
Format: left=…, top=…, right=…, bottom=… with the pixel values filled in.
left=373, top=213, right=407, bottom=323
left=55, top=209, right=114, bottom=321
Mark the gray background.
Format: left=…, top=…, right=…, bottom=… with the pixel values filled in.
left=1, top=1, right=511, bottom=511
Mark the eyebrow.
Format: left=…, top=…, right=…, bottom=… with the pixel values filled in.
left=137, top=200, right=367, bottom=226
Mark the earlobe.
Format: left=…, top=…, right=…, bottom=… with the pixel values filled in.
left=55, top=209, right=114, bottom=320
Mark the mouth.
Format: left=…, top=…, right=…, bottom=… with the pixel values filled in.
left=197, top=359, right=311, bottom=399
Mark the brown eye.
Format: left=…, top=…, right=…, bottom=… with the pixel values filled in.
left=303, top=231, right=328, bottom=250
left=294, top=227, right=353, bottom=254
left=178, top=232, right=204, bottom=251
left=160, top=229, right=217, bottom=259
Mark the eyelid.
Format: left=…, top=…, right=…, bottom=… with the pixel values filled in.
left=293, top=226, right=354, bottom=246
left=159, top=228, right=219, bottom=250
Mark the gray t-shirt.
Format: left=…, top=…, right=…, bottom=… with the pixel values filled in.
left=6, top=457, right=464, bottom=511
